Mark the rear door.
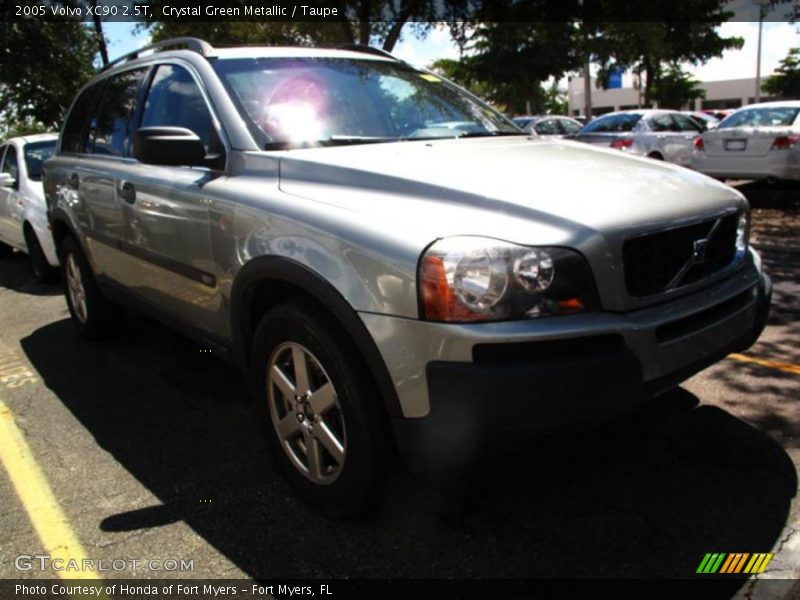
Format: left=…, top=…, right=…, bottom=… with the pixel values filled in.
left=669, top=113, right=703, bottom=166
left=78, top=67, right=149, bottom=284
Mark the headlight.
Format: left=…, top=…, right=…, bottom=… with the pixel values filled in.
left=735, top=211, right=749, bottom=260
left=419, top=236, right=599, bottom=322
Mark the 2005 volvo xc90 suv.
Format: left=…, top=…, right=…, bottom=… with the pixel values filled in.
left=44, top=39, right=771, bottom=515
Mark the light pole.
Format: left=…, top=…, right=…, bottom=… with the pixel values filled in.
left=753, top=0, right=771, bottom=103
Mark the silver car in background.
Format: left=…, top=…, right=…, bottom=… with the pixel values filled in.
left=0, top=133, right=59, bottom=282
left=691, top=101, right=800, bottom=182
left=513, top=115, right=583, bottom=138
left=570, top=109, right=703, bottom=167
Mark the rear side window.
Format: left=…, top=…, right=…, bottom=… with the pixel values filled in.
left=719, top=107, right=800, bottom=129
left=672, top=114, right=703, bottom=133
left=140, top=65, right=218, bottom=153
left=62, top=82, right=105, bottom=154
left=648, top=114, right=674, bottom=132
left=582, top=113, right=642, bottom=133
left=1, top=145, right=19, bottom=182
left=559, top=119, right=582, bottom=134
left=90, top=68, right=147, bottom=157
left=534, top=119, right=560, bottom=135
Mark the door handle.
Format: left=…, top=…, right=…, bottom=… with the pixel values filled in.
left=117, top=181, right=136, bottom=204
left=67, top=173, right=79, bottom=189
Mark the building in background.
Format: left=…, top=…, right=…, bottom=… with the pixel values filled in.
left=567, top=75, right=776, bottom=117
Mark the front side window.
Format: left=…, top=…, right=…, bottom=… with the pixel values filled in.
left=214, top=57, right=521, bottom=148
left=140, top=65, right=219, bottom=153
left=534, top=119, right=560, bottom=135
left=91, top=68, right=147, bottom=157
left=62, top=82, right=105, bottom=154
left=648, top=114, right=674, bottom=132
left=24, top=140, right=57, bottom=181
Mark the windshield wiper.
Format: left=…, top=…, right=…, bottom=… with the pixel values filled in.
left=322, top=135, right=400, bottom=146
left=456, top=131, right=528, bottom=138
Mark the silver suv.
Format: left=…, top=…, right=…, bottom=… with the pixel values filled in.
left=44, top=39, right=771, bottom=515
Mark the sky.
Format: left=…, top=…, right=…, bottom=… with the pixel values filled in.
left=102, top=20, right=799, bottom=87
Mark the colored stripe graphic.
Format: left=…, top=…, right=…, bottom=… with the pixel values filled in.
left=697, top=553, right=774, bottom=575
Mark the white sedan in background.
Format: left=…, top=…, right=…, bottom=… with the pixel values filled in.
left=0, top=134, right=59, bottom=282
left=691, top=101, right=800, bottom=182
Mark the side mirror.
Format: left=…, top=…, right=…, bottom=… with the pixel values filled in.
left=134, top=127, right=207, bottom=167
left=0, top=172, right=16, bottom=188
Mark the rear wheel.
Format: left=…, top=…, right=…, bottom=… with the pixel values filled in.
left=250, top=303, right=387, bottom=517
left=648, top=152, right=664, bottom=161
left=60, top=235, right=122, bottom=339
left=25, top=227, right=56, bottom=283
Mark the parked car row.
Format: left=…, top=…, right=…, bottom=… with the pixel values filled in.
left=521, top=101, right=798, bottom=181
left=0, top=38, right=773, bottom=516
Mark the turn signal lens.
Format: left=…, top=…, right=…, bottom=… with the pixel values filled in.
left=693, top=136, right=705, bottom=151
left=770, top=135, right=799, bottom=150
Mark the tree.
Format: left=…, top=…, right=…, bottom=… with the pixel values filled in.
left=147, top=0, right=466, bottom=52
left=763, top=47, right=800, bottom=99
left=650, top=65, right=705, bottom=109
left=0, top=19, right=97, bottom=131
left=587, top=1, right=743, bottom=106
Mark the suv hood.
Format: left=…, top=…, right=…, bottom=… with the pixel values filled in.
left=277, top=136, right=745, bottom=246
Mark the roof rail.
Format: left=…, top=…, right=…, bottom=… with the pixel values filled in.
left=325, top=44, right=397, bottom=60
left=102, top=37, right=215, bottom=71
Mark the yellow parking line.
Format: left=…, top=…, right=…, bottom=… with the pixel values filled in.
left=0, top=399, right=100, bottom=580
left=728, top=353, right=800, bottom=376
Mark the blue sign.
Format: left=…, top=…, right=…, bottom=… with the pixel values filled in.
left=607, top=68, right=624, bottom=89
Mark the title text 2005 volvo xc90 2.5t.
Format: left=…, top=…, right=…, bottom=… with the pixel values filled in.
left=44, top=39, right=771, bottom=515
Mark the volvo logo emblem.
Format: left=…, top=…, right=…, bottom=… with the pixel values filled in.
left=693, top=238, right=708, bottom=264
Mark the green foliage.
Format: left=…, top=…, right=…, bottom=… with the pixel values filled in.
left=0, top=19, right=97, bottom=130
left=0, top=119, right=50, bottom=141
left=589, top=2, right=742, bottom=105
left=650, top=65, right=706, bottom=109
left=763, top=47, right=800, bottom=99
left=146, top=1, right=457, bottom=51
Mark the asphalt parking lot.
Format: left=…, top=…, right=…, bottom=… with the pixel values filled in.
left=0, top=183, right=798, bottom=596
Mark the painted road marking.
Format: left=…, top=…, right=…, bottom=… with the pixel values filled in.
left=728, top=353, right=800, bottom=376
left=0, top=399, right=100, bottom=581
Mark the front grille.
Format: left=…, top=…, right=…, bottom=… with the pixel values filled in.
left=623, top=214, right=739, bottom=298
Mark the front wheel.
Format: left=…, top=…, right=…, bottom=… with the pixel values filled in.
left=60, top=236, right=122, bottom=339
left=249, top=303, right=387, bottom=517
left=25, top=227, right=56, bottom=283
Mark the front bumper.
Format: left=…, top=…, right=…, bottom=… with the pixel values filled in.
left=362, top=264, right=771, bottom=471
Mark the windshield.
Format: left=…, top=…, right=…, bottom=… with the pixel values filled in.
left=718, top=106, right=800, bottom=129
left=24, top=140, right=56, bottom=181
left=581, top=113, right=643, bottom=133
left=213, top=57, right=522, bottom=148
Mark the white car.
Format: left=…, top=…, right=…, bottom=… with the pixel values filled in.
left=691, top=101, right=800, bottom=182
left=0, top=133, right=60, bottom=281
left=570, top=109, right=704, bottom=167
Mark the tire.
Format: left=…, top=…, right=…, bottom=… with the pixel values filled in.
left=24, top=227, right=56, bottom=283
left=648, top=152, right=664, bottom=161
left=0, top=241, right=13, bottom=258
left=60, top=235, right=123, bottom=339
left=249, top=302, right=388, bottom=517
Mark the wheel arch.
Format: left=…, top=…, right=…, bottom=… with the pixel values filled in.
left=231, top=256, right=403, bottom=418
